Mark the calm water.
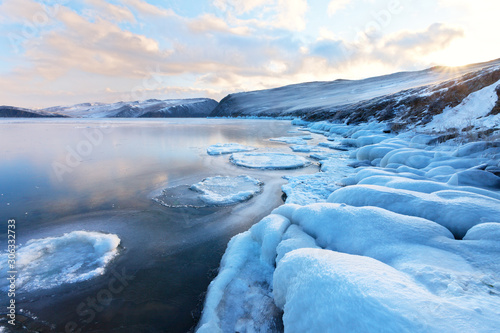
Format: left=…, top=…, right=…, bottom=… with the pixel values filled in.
left=0, top=119, right=318, bottom=332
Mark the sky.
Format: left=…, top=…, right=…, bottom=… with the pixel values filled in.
left=0, top=0, right=499, bottom=108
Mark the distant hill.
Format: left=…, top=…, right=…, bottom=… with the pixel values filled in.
left=1, top=98, right=219, bottom=118
left=41, top=98, right=218, bottom=118
left=210, top=58, right=500, bottom=131
left=0, top=106, right=67, bottom=118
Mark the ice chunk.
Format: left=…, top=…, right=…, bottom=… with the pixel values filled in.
left=207, top=143, right=256, bottom=155
left=230, top=152, right=311, bottom=170
left=318, top=142, right=349, bottom=151
left=289, top=145, right=323, bottom=153
left=0, top=231, right=120, bottom=292
left=309, top=152, right=340, bottom=160
left=190, top=175, right=263, bottom=206
left=155, top=176, right=263, bottom=208
left=269, top=136, right=311, bottom=145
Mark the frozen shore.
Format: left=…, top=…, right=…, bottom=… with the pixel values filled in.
left=197, top=120, right=500, bottom=332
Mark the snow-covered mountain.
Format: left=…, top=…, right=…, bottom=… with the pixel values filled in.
left=0, top=106, right=67, bottom=118
left=1, top=98, right=218, bottom=118
left=211, top=58, right=500, bottom=132
left=41, top=98, right=218, bottom=118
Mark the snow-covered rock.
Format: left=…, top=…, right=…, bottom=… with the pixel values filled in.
left=328, top=185, right=500, bottom=238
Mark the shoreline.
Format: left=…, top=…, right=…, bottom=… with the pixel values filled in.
left=197, top=119, right=500, bottom=332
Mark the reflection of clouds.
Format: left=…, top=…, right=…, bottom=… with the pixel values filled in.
left=0, top=120, right=295, bottom=216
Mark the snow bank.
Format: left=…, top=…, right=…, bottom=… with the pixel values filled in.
left=273, top=248, right=499, bottom=333
left=207, top=143, right=256, bottom=155
left=423, top=79, right=500, bottom=132
left=0, top=231, right=120, bottom=291
left=357, top=175, right=500, bottom=200
left=201, top=114, right=500, bottom=332
left=282, top=173, right=340, bottom=205
left=328, top=185, right=500, bottom=238
left=230, top=152, right=311, bottom=170
left=197, top=214, right=290, bottom=333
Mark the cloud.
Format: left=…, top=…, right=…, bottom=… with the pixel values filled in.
left=20, top=4, right=168, bottom=80
left=0, top=0, right=481, bottom=109
left=214, top=0, right=309, bottom=32
left=187, top=13, right=251, bottom=35
left=84, top=0, right=136, bottom=23
left=122, top=0, right=175, bottom=17
left=385, top=23, right=464, bottom=51
left=327, top=0, right=351, bottom=16
left=0, top=0, right=46, bottom=23
left=212, top=0, right=270, bottom=14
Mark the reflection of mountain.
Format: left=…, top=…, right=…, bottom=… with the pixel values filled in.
left=1, top=98, right=219, bottom=118
left=0, top=106, right=67, bottom=118
left=211, top=58, right=500, bottom=131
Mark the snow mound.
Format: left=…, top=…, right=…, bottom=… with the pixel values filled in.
left=357, top=175, right=500, bottom=201
left=282, top=173, right=340, bottom=205
left=197, top=214, right=290, bottom=333
left=207, top=143, right=256, bottom=155
left=328, top=185, right=500, bottom=238
left=190, top=175, right=264, bottom=206
left=155, top=176, right=263, bottom=208
left=230, top=153, right=311, bottom=170
left=0, top=231, right=120, bottom=291
left=274, top=248, right=487, bottom=333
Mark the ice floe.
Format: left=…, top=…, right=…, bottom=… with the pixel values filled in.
left=269, top=136, right=312, bottom=145
left=230, top=152, right=311, bottom=170
left=154, top=175, right=263, bottom=208
left=207, top=143, right=257, bottom=155
left=191, top=175, right=263, bottom=206
left=0, top=231, right=120, bottom=292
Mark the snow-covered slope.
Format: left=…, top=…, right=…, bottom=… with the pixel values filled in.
left=210, top=59, right=500, bottom=129
left=0, top=106, right=67, bottom=118
left=42, top=98, right=218, bottom=118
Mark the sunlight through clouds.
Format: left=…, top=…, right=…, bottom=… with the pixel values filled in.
left=0, top=0, right=498, bottom=108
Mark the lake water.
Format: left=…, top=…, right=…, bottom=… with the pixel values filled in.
left=0, top=119, right=319, bottom=332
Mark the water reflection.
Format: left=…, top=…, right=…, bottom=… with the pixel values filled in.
left=0, top=119, right=317, bottom=332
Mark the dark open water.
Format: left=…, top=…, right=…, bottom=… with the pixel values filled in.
left=0, top=119, right=318, bottom=332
